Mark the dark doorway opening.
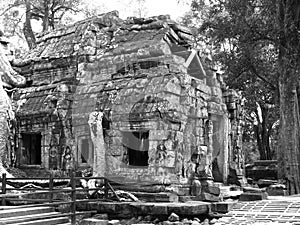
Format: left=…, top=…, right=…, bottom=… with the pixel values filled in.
left=81, top=138, right=89, bottom=163
left=122, top=131, right=149, bottom=166
left=21, top=133, right=42, bottom=165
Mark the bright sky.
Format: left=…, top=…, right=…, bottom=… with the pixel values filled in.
left=84, top=0, right=191, bottom=20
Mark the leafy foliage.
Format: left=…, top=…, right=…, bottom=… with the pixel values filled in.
left=181, top=0, right=280, bottom=160
left=0, top=0, right=82, bottom=49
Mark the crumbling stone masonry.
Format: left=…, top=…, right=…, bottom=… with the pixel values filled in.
left=11, top=11, right=244, bottom=186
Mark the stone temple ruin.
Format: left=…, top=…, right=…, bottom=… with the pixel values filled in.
left=8, top=11, right=244, bottom=189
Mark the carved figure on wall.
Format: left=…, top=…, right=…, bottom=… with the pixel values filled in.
left=156, top=141, right=167, bottom=166
left=122, top=148, right=129, bottom=164
left=49, top=133, right=59, bottom=170
left=62, top=146, right=74, bottom=176
left=165, top=151, right=175, bottom=167
left=175, top=152, right=183, bottom=178
left=157, top=166, right=171, bottom=184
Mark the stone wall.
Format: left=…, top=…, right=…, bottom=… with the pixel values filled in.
left=72, top=49, right=229, bottom=184
left=12, top=12, right=245, bottom=186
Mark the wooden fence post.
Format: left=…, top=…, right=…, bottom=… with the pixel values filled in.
left=70, top=171, right=76, bottom=225
left=49, top=172, right=53, bottom=203
left=104, top=178, right=109, bottom=199
left=1, top=173, right=6, bottom=206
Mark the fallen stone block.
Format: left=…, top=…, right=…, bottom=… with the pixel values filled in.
left=163, top=221, right=174, bottom=225
left=167, top=202, right=210, bottom=215
left=168, top=212, right=180, bottom=222
left=174, top=222, right=184, bottom=225
left=203, top=186, right=220, bottom=196
left=178, top=196, right=196, bottom=202
left=266, top=183, right=286, bottom=196
left=80, top=218, right=109, bottom=225
left=191, top=221, right=201, bottom=225
left=94, top=214, right=109, bottom=220
left=109, top=220, right=120, bottom=225
left=202, top=219, right=209, bottom=225
left=132, top=224, right=155, bottom=225
left=239, top=192, right=268, bottom=201
left=243, top=186, right=266, bottom=193
left=211, top=202, right=236, bottom=213
left=181, top=218, right=192, bottom=225
left=195, top=192, right=220, bottom=202
left=267, top=189, right=287, bottom=196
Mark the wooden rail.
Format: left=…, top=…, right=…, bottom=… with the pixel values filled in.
left=0, top=172, right=116, bottom=224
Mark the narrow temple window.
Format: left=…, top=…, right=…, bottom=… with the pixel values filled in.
left=122, top=131, right=149, bottom=166
left=81, top=139, right=89, bottom=163
left=79, top=138, right=93, bottom=165
left=20, top=133, right=42, bottom=165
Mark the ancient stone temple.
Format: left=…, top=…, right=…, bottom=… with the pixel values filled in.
left=11, top=11, right=244, bottom=186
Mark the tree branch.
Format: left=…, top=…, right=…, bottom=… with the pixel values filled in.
left=0, top=2, right=25, bottom=16
left=53, top=5, right=79, bottom=14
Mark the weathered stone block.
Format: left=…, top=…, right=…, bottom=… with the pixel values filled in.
left=195, top=192, right=220, bottom=202
left=108, top=220, right=120, bottom=225
left=181, top=218, right=192, bottom=225
left=80, top=219, right=108, bottom=225
left=211, top=202, right=236, bottom=213
left=167, top=203, right=210, bottom=215
left=243, top=186, right=266, bottom=193
left=168, top=212, right=180, bottom=222
left=239, top=192, right=268, bottom=201
left=163, top=222, right=174, bottom=225
left=93, top=214, right=109, bottom=220
left=202, top=185, right=220, bottom=196
left=132, top=224, right=155, bottom=225
left=191, top=220, right=201, bottom=225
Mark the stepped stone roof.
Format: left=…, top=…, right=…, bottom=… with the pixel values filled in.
left=14, top=11, right=193, bottom=67
left=13, top=11, right=205, bottom=118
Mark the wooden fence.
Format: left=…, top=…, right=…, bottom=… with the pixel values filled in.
left=0, top=172, right=117, bottom=224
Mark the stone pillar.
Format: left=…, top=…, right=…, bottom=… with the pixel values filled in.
left=222, top=115, right=229, bottom=183
left=88, top=111, right=106, bottom=177
left=205, top=119, right=213, bottom=179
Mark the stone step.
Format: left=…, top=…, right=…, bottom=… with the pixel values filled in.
left=9, top=216, right=70, bottom=225
left=0, top=206, right=54, bottom=218
left=0, top=212, right=63, bottom=224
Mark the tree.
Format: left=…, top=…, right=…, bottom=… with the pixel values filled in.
left=182, top=0, right=279, bottom=161
left=276, top=0, right=300, bottom=194
left=184, top=0, right=300, bottom=194
left=1, top=0, right=81, bottom=49
left=131, top=0, right=147, bottom=18
left=0, top=35, right=26, bottom=177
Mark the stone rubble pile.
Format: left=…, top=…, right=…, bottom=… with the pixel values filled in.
left=79, top=212, right=219, bottom=225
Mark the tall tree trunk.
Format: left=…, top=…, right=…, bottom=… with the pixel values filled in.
left=42, top=0, right=50, bottom=32
left=0, top=82, right=13, bottom=177
left=255, top=105, right=272, bottom=160
left=277, top=0, right=300, bottom=194
left=261, top=106, right=272, bottom=160
left=0, top=38, right=26, bottom=177
left=278, top=79, right=300, bottom=194
left=23, top=0, right=36, bottom=49
left=255, top=123, right=266, bottom=159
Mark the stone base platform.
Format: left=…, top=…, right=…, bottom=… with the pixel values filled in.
left=76, top=201, right=235, bottom=219
left=77, top=201, right=212, bottom=219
